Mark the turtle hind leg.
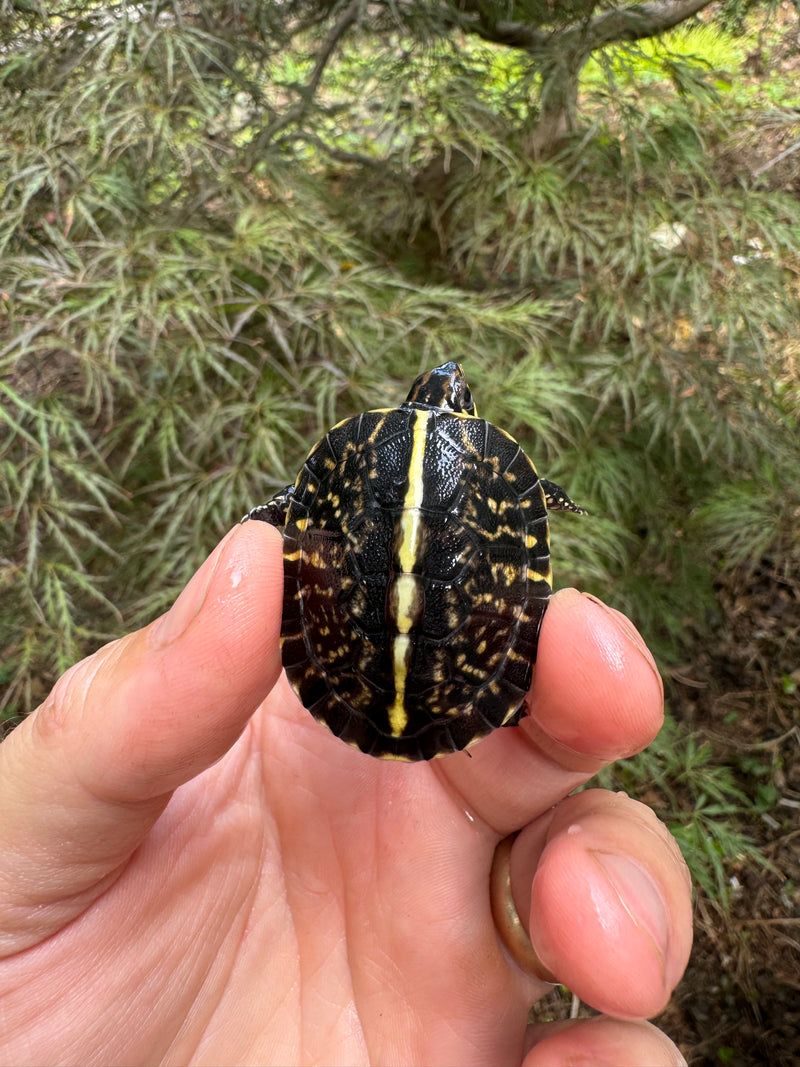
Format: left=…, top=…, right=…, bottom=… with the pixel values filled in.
left=242, top=484, right=294, bottom=527
left=540, top=477, right=586, bottom=515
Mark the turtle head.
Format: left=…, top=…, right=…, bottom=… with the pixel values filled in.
left=404, top=361, right=476, bottom=415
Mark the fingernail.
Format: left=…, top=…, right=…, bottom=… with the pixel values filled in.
left=149, top=527, right=237, bottom=649
left=592, top=850, right=670, bottom=966
left=581, top=592, right=664, bottom=697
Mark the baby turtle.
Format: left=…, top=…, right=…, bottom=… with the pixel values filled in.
left=247, top=361, right=584, bottom=760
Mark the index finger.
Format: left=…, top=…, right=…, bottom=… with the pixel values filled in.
left=437, top=589, right=664, bottom=836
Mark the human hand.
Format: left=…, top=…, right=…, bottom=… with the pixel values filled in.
left=0, top=521, right=692, bottom=1066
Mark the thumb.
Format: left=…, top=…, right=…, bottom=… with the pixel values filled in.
left=0, top=521, right=283, bottom=955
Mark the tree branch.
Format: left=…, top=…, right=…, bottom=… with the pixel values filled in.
left=257, top=0, right=362, bottom=147
left=579, top=0, right=717, bottom=48
left=460, top=0, right=716, bottom=56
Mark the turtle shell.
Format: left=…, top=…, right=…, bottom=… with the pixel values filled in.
left=276, top=363, right=555, bottom=761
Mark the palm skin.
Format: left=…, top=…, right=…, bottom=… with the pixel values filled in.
left=0, top=522, right=691, bottom=1066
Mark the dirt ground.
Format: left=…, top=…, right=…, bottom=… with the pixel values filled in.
left=662, top=563, right=800, bottom=1065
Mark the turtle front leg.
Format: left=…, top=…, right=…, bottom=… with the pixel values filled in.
left=242, top=484, right=294, bottom=527
left=541, top=478, right=586, bottom=515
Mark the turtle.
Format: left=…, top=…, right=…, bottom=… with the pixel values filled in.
left=246, top=361, right=584, bottom=761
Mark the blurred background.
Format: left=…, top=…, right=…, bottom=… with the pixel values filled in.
left=1, top=1, right=798, bottom=1062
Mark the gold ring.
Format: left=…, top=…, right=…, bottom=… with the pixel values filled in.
left=490, top=834, right=558, bottom=983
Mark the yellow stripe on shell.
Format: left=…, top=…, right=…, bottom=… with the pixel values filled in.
left=386, top=407, right=431, bottom=736
left=395, top=408, right=430, bottom=572
left=390, top=572, right=422, bottom=634
left=388, top=635, right=411, bottom=737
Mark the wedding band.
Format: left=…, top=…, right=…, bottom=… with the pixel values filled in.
left=490, top=834, right=558, bottom=983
